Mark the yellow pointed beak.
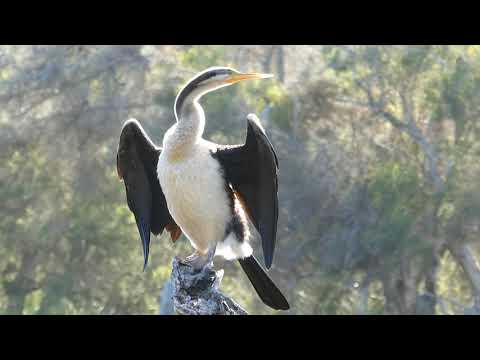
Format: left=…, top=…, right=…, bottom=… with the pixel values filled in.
left=224, top=72, right=274, bottom=84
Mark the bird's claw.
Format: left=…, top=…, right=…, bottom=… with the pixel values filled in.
left=182, top=246, right=217, bottom=272
left=181, top=252, right=207, bottom=271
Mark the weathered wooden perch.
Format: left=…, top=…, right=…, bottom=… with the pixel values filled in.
left=167, top=257, right=248, bottom=315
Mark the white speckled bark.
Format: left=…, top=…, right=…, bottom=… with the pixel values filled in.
left=169, top=257, right=248, bottom=315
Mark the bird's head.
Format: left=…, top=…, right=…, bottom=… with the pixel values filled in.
left=175, top=67, right=273, bottom=117
left=190, top=66, right=273, bottom=89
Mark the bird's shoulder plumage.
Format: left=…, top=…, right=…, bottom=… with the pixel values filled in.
left=211, top=114, right=279, bottom=269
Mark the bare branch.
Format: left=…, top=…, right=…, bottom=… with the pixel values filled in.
left=353, top=77, right=446, bottom=194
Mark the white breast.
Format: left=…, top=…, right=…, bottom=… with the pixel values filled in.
left=157, top=139, right=231, bottom=255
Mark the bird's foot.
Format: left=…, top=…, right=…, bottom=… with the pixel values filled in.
left=181, top=246, right=217, bottom=272
left=181, top=252, right=209, bottom=272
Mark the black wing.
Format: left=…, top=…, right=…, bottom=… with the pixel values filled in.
left=213, top=114, right=279, bottom=269
left=117, top=119, right=182, bottom=271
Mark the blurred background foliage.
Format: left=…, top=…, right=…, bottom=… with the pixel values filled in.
left=1, top=45, right=480, bottom=315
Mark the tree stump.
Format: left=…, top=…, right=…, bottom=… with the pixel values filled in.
left=168, top=257, right=248, bottom=315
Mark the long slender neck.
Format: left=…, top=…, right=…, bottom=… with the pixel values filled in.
left=163, top=90, right=206, bottom=161
left=176, top=99, right=205, bottom=140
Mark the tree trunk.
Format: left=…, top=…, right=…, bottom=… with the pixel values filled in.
left=448, top=242, right=480, bottom=311
left=275, top=46, right=285, bottom=83
left=262, top=46, right=275, bottom=73
left=382, top=258, right=420, bottom=314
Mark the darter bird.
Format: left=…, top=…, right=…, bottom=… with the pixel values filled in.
left=116, top=67, right=289, bottom=310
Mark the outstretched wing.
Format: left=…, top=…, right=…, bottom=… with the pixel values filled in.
left=212, top=114, right=279, bottom=269
left=117, top=119, right=182, bottom=270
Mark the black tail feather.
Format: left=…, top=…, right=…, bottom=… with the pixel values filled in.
left=238, top=255, right=290, bottom=311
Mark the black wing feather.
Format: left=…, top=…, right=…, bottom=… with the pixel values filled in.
left=117, top=119, right=181, bottom=269
left=213, top=114, right=279, bottom=269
